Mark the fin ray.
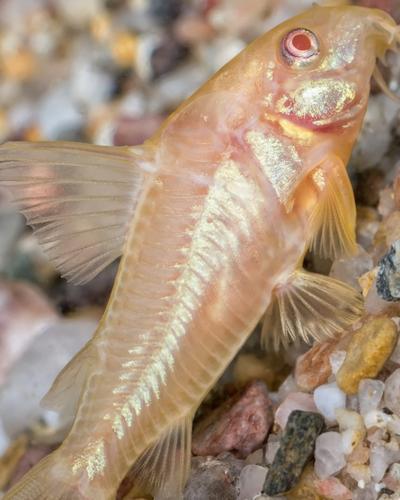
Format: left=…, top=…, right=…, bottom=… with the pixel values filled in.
left=0, top=141, right=151, bottom=284
left=309, top=157, right=357, bottom=259
left=262, top=269, right=363, bottom=349
left=124, top=414, right=192, bottom=500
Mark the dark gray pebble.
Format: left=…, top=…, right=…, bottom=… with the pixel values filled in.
left=149, top=0, right=183, bottom=25
left=377, top=240, right=400, bottom=301
left=183, top=453, right=244, bottom=500
left=151, top=38, right=189, bottom=79
left=262, top=410, right=325, bottom=496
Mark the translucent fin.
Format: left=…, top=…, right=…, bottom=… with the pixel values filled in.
left=41, top=340, right=97, bottom=419
left=0, top=141, right=150, bottom=284
left=262, top=269, right=363, bottom=350
left=309, top=157, right=357, bottom=259
left=125, top=415, right=192, bottom=500
left=4, top=450, right=76, bottom=500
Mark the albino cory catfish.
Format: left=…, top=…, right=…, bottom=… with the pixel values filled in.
left=2, top=3, right=400, bottom=499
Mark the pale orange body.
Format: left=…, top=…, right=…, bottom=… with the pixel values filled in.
left=59, top=98, right=309, bottom=498
left=2, top=4, right=400, bottom=500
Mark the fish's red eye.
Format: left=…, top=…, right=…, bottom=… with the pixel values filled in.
left=281, top=28, right=320, bottom=66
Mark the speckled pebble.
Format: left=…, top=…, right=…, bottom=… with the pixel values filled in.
left=262, top=410, right=325, bottom=496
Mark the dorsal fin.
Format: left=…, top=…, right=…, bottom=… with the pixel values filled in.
left=0, top=141, right=153, bottom=284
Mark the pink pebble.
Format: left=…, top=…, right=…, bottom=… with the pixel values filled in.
left=314, top=477, right=352, bottom=500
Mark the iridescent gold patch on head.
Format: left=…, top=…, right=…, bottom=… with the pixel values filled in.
left=277, top=79, right=357, bottom=125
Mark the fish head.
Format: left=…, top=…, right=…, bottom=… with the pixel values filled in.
left=260, top=4, right=399, bottom=138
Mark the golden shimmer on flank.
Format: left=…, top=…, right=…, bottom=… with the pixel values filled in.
left=245, top=129, right=301, bottom=208
left=1, top=3, right=400, bottom=500
left=72, top=439, right=107, bottom=481
left=312, top=168, right=326, bottom=191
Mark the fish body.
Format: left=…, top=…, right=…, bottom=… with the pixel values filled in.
left=2, top=4, right=400, bottom=499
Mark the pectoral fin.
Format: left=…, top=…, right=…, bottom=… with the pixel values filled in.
left=124, top=414, right=192, bottom=500
left=0, top=141, right=153, bottom=284
left=308, top=156, right=357, bottom=259
left=262, top=269, right=363, bottom=350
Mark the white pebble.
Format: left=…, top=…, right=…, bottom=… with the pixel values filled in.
left=264, top=434, right=280, bottom=465
left=314, top=382, right=346, bottom=423
left=314, top=431, right=346, bottom=479
left=358, top=379, right=385, bottom=416
left=364, top=409, right=392, bottom=429
left=384, top=368, right=400, bottom=415
left=370, top=444, right=400, bottom=482
left=329, top=350, right=346, bottom=375
left=238, top=465, right=268, bottom=500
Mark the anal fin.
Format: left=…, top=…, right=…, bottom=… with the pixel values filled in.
left=262, top=269, right=363, bottom=350
left=123, top=415, right=192, bottom=500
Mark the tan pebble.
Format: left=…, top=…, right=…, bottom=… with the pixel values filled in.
left=336, top=409, right=365, bottom=454
left=345, top=463, right=371, bottom=483
left=233, top=352, right=289, bottom=391
left=111, top=32, right=139, bottom=67
left=233, top=353, right=275, bottom=387
left=286, top=465, right=324, bottom=499
left=294, top=341, right=336, bottom=392
left=358, top=268, right=377, bottom=298
left=90, top=13, right=112, bottom=42
left=336, top=316, right=398, bottom=395
left=23, top=124, right=43, bottom=142
left=1, top=50, right=36, bottom=81
left=347, top=441, right=370, bottom=465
